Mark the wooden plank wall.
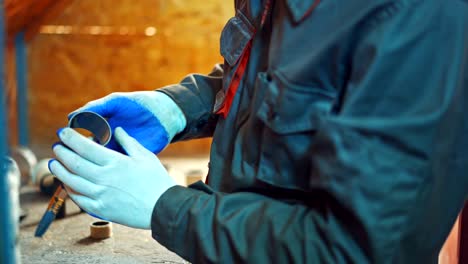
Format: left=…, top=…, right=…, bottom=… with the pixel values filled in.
left=5, top=40, right=18, bottom=146
left=439, top=204, right=468, bottom=264
left=27, top=0, right=233, bottom=158
left=459, top=205, right=468, bottom=263
left=439, top=216, right=461, bottom=264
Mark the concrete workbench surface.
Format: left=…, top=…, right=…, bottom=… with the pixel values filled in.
left=19, top=187, right=186, bottom=264
left=19, top=156, right=209, bottom=263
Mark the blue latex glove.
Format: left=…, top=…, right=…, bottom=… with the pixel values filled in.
left=49, top=127, right=176, bottom=229
left=69, top=91, right=186, bottom=154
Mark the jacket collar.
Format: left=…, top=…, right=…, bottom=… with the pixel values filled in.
left=284, top=0, right=321, bottom=23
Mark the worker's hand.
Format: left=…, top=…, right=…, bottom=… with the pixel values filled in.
left=49, top=127, right=177, bottom=229
left=69, top=91, right=186, bottom=154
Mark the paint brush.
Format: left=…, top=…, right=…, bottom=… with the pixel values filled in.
left=34, top=185, right=68, bottom=237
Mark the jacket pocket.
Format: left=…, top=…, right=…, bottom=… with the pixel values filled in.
left=256, top=71, right=335, bottom=134
left=253, top=71, right=336, bottom=191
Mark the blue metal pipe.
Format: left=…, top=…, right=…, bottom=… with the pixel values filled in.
left=0, top=0, right=16, bottom=262
left=15, top=31, right=29, bottom=147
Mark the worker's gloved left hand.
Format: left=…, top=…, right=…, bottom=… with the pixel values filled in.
left=49, top=127, right=176, bottom=229
left=69, top=91, right=186, bottom=154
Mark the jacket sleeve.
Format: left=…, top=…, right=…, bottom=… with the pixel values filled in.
left=151, top=1, right=468, bottom=263
left=157, top=64, right=224, bottom=141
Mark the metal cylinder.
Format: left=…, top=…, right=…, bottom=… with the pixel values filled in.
left=90, top=221, right=112, bottom=239
left=10, top=146, right=37, bottom=186
left=4, top=157, right=21, bottom=263
left=68, top=111, right=112, bottom=146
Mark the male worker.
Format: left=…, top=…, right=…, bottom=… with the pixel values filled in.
left=49, top=0, right=468, bottom=263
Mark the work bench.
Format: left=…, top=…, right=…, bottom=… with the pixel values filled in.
left=19, top=156, right=209, bottom=264
left=19, top=186, right=186, bottom=264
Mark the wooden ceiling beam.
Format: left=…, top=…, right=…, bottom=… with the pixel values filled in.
left=5, top=0, right=73, bottom=40
left=25, top=0, right=73, bottom=41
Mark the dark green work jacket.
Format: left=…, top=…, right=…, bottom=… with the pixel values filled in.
left=154, top=0, right=468, bottom=263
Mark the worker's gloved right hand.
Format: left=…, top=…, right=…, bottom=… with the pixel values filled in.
left=50, top=127, right=177, bottom=229
left=69, top=91, right=186, bottom=154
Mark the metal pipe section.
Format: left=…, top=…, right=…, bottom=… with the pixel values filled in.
left=0, top=0, right=16, bottom=262
left=68, top=111, right=112, bottom=146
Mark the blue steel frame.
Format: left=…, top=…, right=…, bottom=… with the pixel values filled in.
left=15, top=31, right=29, bottom=147
left=0, top=0, right=16, bottom=263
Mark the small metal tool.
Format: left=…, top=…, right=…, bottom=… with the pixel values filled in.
left=34, top=185, right=67, bottom=237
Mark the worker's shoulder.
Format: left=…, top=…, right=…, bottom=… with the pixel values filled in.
left=366, top=0, right=468, bottom=8
left=350, top=0, right=468, bottom=27
left=415, top=0, right=468, bottom=27
left=404, top=0, right=468, bottom=17
left=351, top=0, right=467, bottom=17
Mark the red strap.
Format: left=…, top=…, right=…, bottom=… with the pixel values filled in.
left=216, top=1, right=272, bottom=118
left=297, top=0, right=321, bottom=23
